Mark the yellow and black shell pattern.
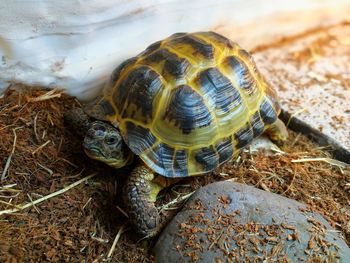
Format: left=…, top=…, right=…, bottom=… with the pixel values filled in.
left=99, top=32, right=281, bottom=178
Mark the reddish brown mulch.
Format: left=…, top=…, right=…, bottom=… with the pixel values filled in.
left=0, top=86, right=348, bottom=262
left=0, top=87, right=153, bottom=262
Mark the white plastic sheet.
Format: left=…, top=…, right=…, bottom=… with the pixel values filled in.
left=0, top=0, right=349, bottom=99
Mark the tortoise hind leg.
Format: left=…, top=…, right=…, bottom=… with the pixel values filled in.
left=123, top=165, right=178, bottom=238
left=265, top=119, right=289, bottom=146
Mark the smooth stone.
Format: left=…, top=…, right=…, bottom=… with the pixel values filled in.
left=155, top=181, right=350, bottom=262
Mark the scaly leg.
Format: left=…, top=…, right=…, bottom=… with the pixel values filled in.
left=265, top=118, right=289, bottom=146
left=123, top=165, right=178, bottom=238
left=64, top=108, right=92, bottom=137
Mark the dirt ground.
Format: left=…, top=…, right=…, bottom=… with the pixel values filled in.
left=0, top=23, right=349, bottom=262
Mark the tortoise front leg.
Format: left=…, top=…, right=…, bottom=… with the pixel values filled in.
left=123, top=165, right=177, bottom=238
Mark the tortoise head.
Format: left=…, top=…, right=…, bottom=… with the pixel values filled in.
left=84, top=121, right=133, bottom=168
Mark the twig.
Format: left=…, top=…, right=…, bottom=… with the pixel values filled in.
left=170, top=184, right=192, bottom=194
left=107, top=222, right=127, bottom=259
left=27, top=89, right=62, bottom=102
left=0, top=104, right=18, bottom=115
left=32, top=140, right=51, bottom=155
left=1, top=127, right=22, bottom=180
left=0, top=172, right=98, bottom=216
left=47, top=114, right=54, bottom=126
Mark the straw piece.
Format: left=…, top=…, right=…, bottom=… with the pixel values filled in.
left=159, top=191, right=194, bottom=211
left=27, top=193, right=40, bottom=214
left=0, top=173, right=97, bottom=216
left=107, top=222, right=127, bottom=259
left=116, top=205, right=129, bottom=218
left=32, top=140, right=51, bottom=155
left=286, top=108, right=308, bottom=127
left=33, top=112, right=40, bottom=142
left=291, top=158, right=348, bottom=168
left=1, top=127, right=22, bottom=180
left=270, top=145, right=287, bottom=155
left=27, top=89, right=62, bottom=102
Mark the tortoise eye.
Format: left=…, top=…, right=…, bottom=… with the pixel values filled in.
left=105, top=136, right=118, bottom=145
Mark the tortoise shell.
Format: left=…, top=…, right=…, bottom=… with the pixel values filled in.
left=94, top=32, right=280, bottom=177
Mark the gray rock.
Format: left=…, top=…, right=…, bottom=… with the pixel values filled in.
left=155, top=181, right=350, bottom=262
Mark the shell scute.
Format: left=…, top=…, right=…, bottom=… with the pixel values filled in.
left=193, top=146, right=219, bottom=172
left=141, top=40, right=162, bottom=57
left=167, top=34, right=215, bottom=61
left=114, top=65, right=164, bottom=125
left=215, top=137, right=234, bottom=164
left=162, top=85, right=212, bottom=134
left=223, top=56, right=257, bottom=96
left=194, top=31, right=238, bottom=51
left=250, top=111, right=265, bottom=137
left=234, top=124, right=254, bottom=149
left=197, top=67, right=242, bottom=112
left=143, top=48, right=191, bottom=80
left=172, top=149, right=188, bottom=176
left=148, top=143, right=175, bottom=176
left=259, top=99, right=277, bottom=125
left=124, top=122, right=157, bottom=155
left=109, top=57, right=138, bottom=85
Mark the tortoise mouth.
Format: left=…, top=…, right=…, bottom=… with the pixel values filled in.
left=84, top=147, right=133, bottom=169
left=84, top=146, right=107, bottom=160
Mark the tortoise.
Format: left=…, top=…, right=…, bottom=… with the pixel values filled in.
left=65, top=31, right=288, bottom=238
